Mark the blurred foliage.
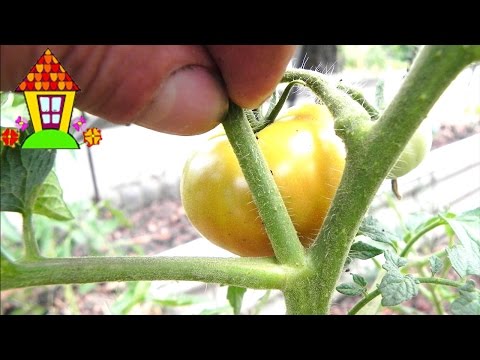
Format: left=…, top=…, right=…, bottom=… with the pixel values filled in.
left=340, top=45, right=420, bottom=71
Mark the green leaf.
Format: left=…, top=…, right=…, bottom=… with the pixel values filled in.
left=199, top=306, right=232, bottom=315
left=450, top=280, right=480, bottom=315
left=111, top=281, right=151, bottom=315
left=447, top=246, right=480, bottom=278
left=227, top=286, right=247, bottom=315
left=429, top=255, right=443, bottom=276
left=11, top=93, right=26, bottom=108
left=349, top=239, right=384, bottom=260
left=352, top=274, right=367, bottom=287
left=1, top=147, right=56, bottom=214
left=33, top=171, right=73, bottom=221
left=1, top=246, right=18, bottom=290
left=152, top=295, right=206, bottom=307
left=383, top=250, right=408, bottom=271
left=378, top=270, right=419, bottom=306
left=1, top=92, right=9, bottom=107
left=378, top=250, right=418, bottom=306
left=357, top=216, right=398, bottom=248
left=337, top=274, right=367, bottom=297
left=336, top=282, right=364, bottom=296
left=441, top=208, right=480, bottom=277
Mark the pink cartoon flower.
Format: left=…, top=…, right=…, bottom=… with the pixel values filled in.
left=15, top=116, right=29, bottom=131
left=72, top=116, right=87, bottom=132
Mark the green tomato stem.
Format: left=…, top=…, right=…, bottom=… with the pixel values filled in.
left=407, top=249, right=447, bottom=268
left=418, top=266, right=444, bottom=315
left=400, top=218, right=446, bottom=257
left=244, top=109, right=259, bottom=128
left=281, top=69, right=372, bottom=150
left=282, top=46, right=478, bottom=314
left=0, top=250, right=287, bottom=291
left=252, top=80, right=306, bottom=133
left=337, top=83, right=380, bottom=120
left=22, top=211, right=42, bottom=261
left=222, top=103, right=306, bottom=267
left=348, top=289, right=382, bottom=315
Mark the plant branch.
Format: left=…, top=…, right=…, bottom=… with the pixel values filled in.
left=252, top=80, right=306, bottom=133
left=222, top=103, right=306, bottom=267
left=22, top=211, right=42, bottom=260
left=281, top=69, right=372, bottom=150
left=407, top=249, right=447, bottom=268
left=348, top=289, right=381, bottom=315
left=287, top=46, right=477, bottom=314
left=348, top=276, right=471, bottom=315
left=400, top=218, right=445, bottom=257
left=337, top=83, right=380, bottom=120
left=0, top=252, right=287, bottom=291
left=416, top=277, right=472, bottom=289
left=418, top=266, right=444, bottom=315
left=244, top=109, right=259, bottom=128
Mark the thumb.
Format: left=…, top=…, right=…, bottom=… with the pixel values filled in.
left=1, top=45, right=228, bottom=135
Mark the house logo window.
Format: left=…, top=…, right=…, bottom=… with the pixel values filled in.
left=1, top=48, right=103, bottom=150
left=38, top=95, right=65, bottom=129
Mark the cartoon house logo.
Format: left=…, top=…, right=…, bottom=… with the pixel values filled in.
left=15, top=48, right=81, bottom=149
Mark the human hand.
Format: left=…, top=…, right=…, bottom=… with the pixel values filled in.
left=1, top=45, right=296, bottom=135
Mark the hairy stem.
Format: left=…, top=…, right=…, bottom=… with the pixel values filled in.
left=282, top=69, right=372, bottom=149
left=418, top=267, right=444, bottom=315
left=254, top=80, right=306, bottom=132
left=416, top=277, right=472, bottom=289
left=285, top=46, right=478, bottom=314
left=337, top=83, right=380, bottom=120
left=222, top=103, right=305, bottom=267
left=244, top=109, right=259, bottom=128
left=407, top=249, right=447, bottom=268
left=0, top=253, right=287, bottom=291
left=22, top=211, right=42, bottom=260
left=348, top=289, right=381, bottom=315
left=349, top=276, right=470, bottom=315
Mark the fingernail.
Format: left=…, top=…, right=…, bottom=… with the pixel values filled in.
left=135, top=66, right=228, bottom=135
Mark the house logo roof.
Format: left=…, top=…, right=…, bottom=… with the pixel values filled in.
left=15, top=48, right=80, bottom=92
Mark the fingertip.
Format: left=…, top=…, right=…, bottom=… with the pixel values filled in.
left=207, top=45, right=297, bottom=109
left=134, top=66, right=228, bottom=136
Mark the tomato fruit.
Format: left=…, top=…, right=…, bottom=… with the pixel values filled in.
left=181, top=104, right=346, bottom=257
left=387, top=119, right=432, bottom=179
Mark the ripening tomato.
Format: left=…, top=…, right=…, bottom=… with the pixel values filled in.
left=181, top=104, right=346, bottom=257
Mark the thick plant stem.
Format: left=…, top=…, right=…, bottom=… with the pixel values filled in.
left=222, top=103, right=306, bottom=267
left=22, top=211, right=42, bottom=260
left=285, top=46, right=478, bottom=314
left=0, top=252, right=287, bottom=291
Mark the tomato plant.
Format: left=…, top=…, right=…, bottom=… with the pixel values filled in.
left=1, top=45, right=480, bottom=315
left=181, top=104, right=346, bottom=256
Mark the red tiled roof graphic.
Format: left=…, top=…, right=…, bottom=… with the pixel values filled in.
left=15, top=49, right=80, bottom=92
